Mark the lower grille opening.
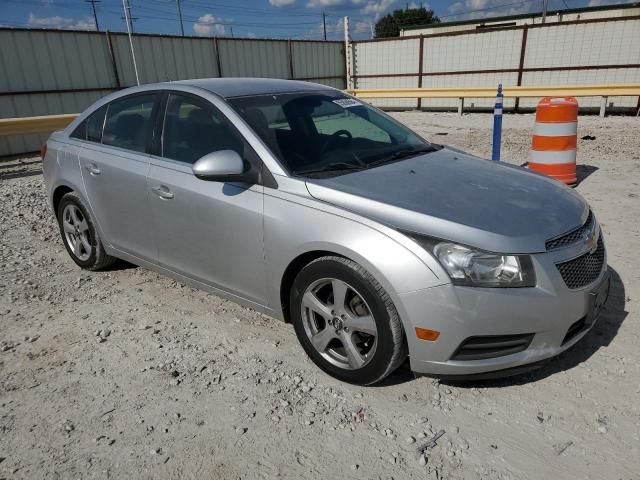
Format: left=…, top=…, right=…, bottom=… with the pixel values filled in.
left=451, top=334, right=534, bottom=361
left=562, top=316, right=587, bottom=345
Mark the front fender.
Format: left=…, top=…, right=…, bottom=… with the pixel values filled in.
left=264, top=185, right=449, bottom=325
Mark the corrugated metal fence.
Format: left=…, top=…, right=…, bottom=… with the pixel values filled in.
left=0, top=28, right=345, bottom=156
left=351, top=16, right=640, bottom=111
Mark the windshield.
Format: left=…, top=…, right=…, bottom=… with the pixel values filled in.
left=228, top=91, right=436, bottom=177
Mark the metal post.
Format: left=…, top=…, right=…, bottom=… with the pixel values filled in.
left=514, top=25, right=528, bottom=112
left=344, top=16, right=352, bottom=90
left=214, top=37, right=223, bottom=78
left=599, top=96, right=607, bottom=118
left=457, top=97, right=464, bottom=116
left=417, top=35, right=424, bottom=110
left=542, top=0, right=549, bottom=23
left=105, top=30, right=121, bottom=88
left=122, top=0, right=140, bottom=85
left=175, top=0, right=185, bottom=36
left=287, top=39, right=294, bottom=80
left=492, top=84, right=503, bottom=161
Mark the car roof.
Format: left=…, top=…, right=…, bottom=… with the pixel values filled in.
left=170, top=77, right=336, bottom=98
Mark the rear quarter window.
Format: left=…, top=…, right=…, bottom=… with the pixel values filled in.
left=70, top=105, right=107, bottom=143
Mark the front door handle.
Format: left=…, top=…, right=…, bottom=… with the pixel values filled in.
left=151, top=185, right=174, bottom=200
left=84, top=163, right=101, bottom=176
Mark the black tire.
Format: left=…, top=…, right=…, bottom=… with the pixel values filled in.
left=290, top=256, right=407, bottom=385
left=56, top=191, right=116, bottom=271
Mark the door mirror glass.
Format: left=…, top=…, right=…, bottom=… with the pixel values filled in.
left=192, top=150, right=248, bottom=181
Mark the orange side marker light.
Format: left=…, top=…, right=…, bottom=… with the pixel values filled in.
left=415, top=327, right=440, bottom=342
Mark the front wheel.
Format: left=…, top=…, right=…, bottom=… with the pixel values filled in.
left=290, top=256, right=407, bottom=385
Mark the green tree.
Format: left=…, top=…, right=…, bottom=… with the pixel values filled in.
left=374, top=6, right=440, bottom=38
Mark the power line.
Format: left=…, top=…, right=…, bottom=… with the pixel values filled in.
left=439, top=0, right=537, bottom=20
left=0, top=0, right=386, bottom=39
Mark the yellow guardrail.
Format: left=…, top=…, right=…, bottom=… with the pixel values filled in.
left=1, top=83, right=639, bottom=137
left=0, top=113, right=78, bottom=136
left=347, top=84, right=640, bottom=99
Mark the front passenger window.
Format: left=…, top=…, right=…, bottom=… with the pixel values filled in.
left=162, top=94, right=244, bottom=165
left=102, top=93, right=158, bottom=153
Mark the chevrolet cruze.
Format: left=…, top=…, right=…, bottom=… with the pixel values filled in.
left=42, top=78, right=609, bottom=384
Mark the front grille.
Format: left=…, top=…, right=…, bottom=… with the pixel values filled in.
left=556, top=236, right=605, bottom=289
left=562, top=316, right=587, bottom=345
left=546, top=211, right=594, bottom=250
left=451, top=334, right=534, bottom=361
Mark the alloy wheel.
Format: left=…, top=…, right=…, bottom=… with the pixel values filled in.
left=62, top=204, right=92, bottom=261
left=300, top=278, right=378, bottom=370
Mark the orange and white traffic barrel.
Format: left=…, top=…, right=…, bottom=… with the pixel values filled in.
left=529, top=97, right=578, bottom=185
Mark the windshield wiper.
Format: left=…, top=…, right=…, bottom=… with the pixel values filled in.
left=294, top=162, right=365, bottom=176
left=367, top=146, right=439, bottom=168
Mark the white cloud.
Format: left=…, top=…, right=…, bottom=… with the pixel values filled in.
left=27, top=12, right=96, bottom=30
left=408, top=1, right=431, bottom=8
left=354, top=19, right=372, bottom=33
left=270, top=0, right=296, bottom=5
left=445, top=0, right=534, bottom=20
left=246, top=31, right=257, bottom=38
left=361, top=0, right=395, bottom=15
left=193, top=14, right=226, bottom=36
left=306, top=0, right=344, bottom=7
left=447, top=1, right=465, bottom=14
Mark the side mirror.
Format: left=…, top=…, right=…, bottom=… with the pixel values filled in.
left=192, top=150, right=256, bottom=183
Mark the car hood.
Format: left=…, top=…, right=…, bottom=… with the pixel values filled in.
left=305, top=147, right=588, bottom=253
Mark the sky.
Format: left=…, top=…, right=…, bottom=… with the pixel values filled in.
left=0, top=0, right=635, bottom=40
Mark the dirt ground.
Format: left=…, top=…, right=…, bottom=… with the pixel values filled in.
left=1, top=112, right=639, bottom=480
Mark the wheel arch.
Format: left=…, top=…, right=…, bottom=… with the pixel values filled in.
left=279, top=250, right=345, bottom=323
left=52, top=184, right=74, bottom=217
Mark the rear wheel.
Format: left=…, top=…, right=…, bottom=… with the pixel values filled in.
left=57, top=191, right=115, bottom=270
left=290, top=256, right=407, bottom=385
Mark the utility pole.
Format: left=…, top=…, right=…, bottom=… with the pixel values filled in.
left=175, top=0, right=184, bottom=36
left=230, top=26, right=234, bottom=38
left=121, top=0, right=137, bottom=33
left=322, top=11, right=327, bottom=40
left=85, top=0, right=100, bottom=31
left=542, top=0, right=549, bottom=23
left=122, top=0, right=140, bottom=85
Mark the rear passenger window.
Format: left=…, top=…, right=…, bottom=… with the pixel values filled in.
left=103, top=94, right=158, bottom=153
left=162, top=93, right=244, bottom=165
left=70, top=105, right=106, bottom=142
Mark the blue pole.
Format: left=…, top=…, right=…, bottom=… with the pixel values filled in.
left=492, top=83, right=503, bottom=161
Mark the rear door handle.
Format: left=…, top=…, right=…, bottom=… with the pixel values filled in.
left=84, top=163, right=101, bottom=176
left=151, top=185, right=174, bottom=200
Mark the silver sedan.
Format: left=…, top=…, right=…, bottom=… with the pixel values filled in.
left=42, top=78, right=609, bottom=384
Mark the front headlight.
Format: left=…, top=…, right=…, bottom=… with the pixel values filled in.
left=409, top=236, right=536, bottom=287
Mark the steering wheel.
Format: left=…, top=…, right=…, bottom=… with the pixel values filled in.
left=320, top=129, right=352, bottom=155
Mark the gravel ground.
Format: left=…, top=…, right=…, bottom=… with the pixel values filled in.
left=1, top=112, right=639, bottom=479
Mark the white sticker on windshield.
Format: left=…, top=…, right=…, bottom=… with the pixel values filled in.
left=333, top=98, right=361, bottom=108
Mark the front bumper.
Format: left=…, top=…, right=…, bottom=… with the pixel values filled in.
left=398, top=242, right=609, bottom=378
